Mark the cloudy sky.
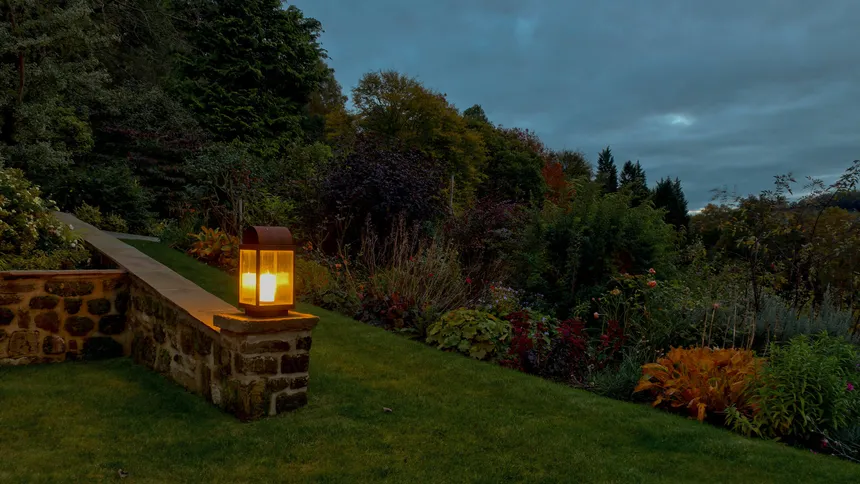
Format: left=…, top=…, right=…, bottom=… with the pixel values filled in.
left=299, top=0, right=860, bottom=209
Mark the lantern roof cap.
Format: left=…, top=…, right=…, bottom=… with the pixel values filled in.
left=242, top=226, right=293, bottom=246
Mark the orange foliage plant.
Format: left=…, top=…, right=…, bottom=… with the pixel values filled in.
left=634, top=347, right=763, bottom=422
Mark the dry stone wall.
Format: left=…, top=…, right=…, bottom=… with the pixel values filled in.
left=0, top=270, right=130, bottom=364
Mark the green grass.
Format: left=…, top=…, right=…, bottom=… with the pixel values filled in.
left=0, top=241, right=857, bottom=483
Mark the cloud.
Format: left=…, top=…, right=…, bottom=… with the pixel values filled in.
left=298, top=0, right=860, bottom=209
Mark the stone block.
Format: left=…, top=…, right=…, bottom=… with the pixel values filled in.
left=296, top=336, right=313, bottom=351
left=290, top=376, right=309, bottom=390
left=64, top=316, right=95, bottom=336
left=179, top=327, right=194, bottom=355
left=29, top=295, right=59, bottom=310
left=235, top=354, right=279, bottom=375
left=234, top=379, right=269, bottom=421
left=64, top=298, right=83, bottom=315
left=193, top=328, right=213, bottom=356
left=275, top=392, right=308, bottom=414
left=266, top=377, right=291, bottom=393
left=42, top=335, right=66, bottom=355
left=82, top=337, right=124, bottom=360
left=115, top=291, right=130, bottom=314
left=281, top=354, right=310, bottom=374
left=213, top=311, right=319, bottom=334
left=0, top=308, right=13, bottom=325
left=242, top=339, right=291, bottom=354
left=132, top=333, right=156, bottom=367
left=98, top=314, right=126, bottom=335
left=35, top=311, right=60, bottom=333
left=86, top=298, right=111, bottom=315
left=0, top=294, right=22, bottom=305
left=7, top=330, right=40, bottom=357
left=153, top=323, right=166, bottom=344
left=44, top=281, right=94, bottom=297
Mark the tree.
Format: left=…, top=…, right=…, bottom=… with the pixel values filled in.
left=620, top=160, right=649, bottom=206
left=653, top=177, right=690, bottom=229
left=1, top=0, right=114, bottom=182
left=463, top=104, right=489, bottom=124
left=352, top=70, right=486, bottom=205
left=175, top=0, right=327, bottom=151
left=473, top=124, right=547, bottom=203
left=303, top=60, right=348, bottom=144
left=552, top=149, right=592, bottom=180
left=596, top=146, right=618, bottom=193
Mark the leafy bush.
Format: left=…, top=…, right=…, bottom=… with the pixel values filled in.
left=0, top=168, right=89, bottom=269
left=74, top=202, right=129, bottom=233
left=634, top=347, right=763, bottom=423
left=49, top=162, right=155, bottom=233
left=322, top=135, right=446, bottom=246
left=727, top=334, right=860, bottom=442
left=426, top=309, right=511, bottom=360
left=244, top=191, right=298, bottom=228
left=187, top=227, right=239, bottom=271
left=295, top=257, right=332, bottom=302
left=590, top=348, right=652, bottom=401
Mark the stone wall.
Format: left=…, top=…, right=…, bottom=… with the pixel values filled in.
left=0, top=270, right=130, bottom=364
left=128, top=280, right=317, bottom=421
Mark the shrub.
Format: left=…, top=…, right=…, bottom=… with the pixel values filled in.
left=727, top=334, right=860, bottom=442
left=295, top=257, right=332, bottom=302
left=0, top=168, right=89, bottom=269
left=590, top=348, right=652, bottom=401
left=187, top=227, right=239, bottom=272
left=74, top=202, right=129, bottom=233
left=361, top=218, right=473, bottom=320
left=426, top=309, right=511, bottom=360
left=634, top=347, right=763, bottom=423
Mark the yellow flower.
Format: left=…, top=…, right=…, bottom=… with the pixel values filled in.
left=610, top=288, right=622, bottom=296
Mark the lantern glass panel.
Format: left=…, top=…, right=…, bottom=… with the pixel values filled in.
left=259, top=250, right=294, bottom=306
left=239, top=249, right=257, bottom=305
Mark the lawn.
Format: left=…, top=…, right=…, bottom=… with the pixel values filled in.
left=0, top=241, right=857, bottom=483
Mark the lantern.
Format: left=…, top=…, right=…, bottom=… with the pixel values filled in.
left=238, top=226, right=295, bottom=317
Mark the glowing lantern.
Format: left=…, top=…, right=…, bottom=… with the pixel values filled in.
left=238, top=226, right=295, bottom=316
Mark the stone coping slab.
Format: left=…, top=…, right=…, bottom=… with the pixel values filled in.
left=1, top=269, right=127, bottom=278
left=54, top=212, right=237, bottom=331
left=214, top=312, right=319, bottom=334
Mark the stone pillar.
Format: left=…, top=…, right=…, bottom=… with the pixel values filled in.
left=213, top=311, right=319, bottom=421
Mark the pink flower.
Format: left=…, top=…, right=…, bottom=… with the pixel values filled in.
left=848, top=382, right=855, bottom=392
left=465, top=277, right=472, bottom=285
left=593, top=312, right=600, bottom=320
left=647, top=280, right=657, bottom=288
left=648, top=268, right=656, bottom=275
left=713, top=302, right=721, bottom=310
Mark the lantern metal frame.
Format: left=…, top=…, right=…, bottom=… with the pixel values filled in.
left=238, top=226, right=296, bottom=317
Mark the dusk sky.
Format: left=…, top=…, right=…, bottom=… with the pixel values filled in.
left=299, top=1, right=860, bottom=210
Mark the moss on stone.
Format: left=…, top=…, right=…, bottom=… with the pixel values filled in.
left=64, top=316, right=95, bottom=336
left=42, top=335, right=66, bottom=355
left=98, top=314, right=126, bottom=335
left=114, top=291, right=130, bottom=314
left=16, top=309, right=30, bottom=329
left=86, top=298, right=111, bottom=316
left=64, top=298, right=83, bottom=315
left=0, top=307, right=15, bottom=326
left=28, top=295, right=59, bottom=310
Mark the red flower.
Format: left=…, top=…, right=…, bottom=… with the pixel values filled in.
left=465, top=277, right=472, bottom=284
left=647, top=280, right=657, bottom=288
left=648, top=268, right=656, bottom=275
left=428, top=273, right=434, bottom=278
